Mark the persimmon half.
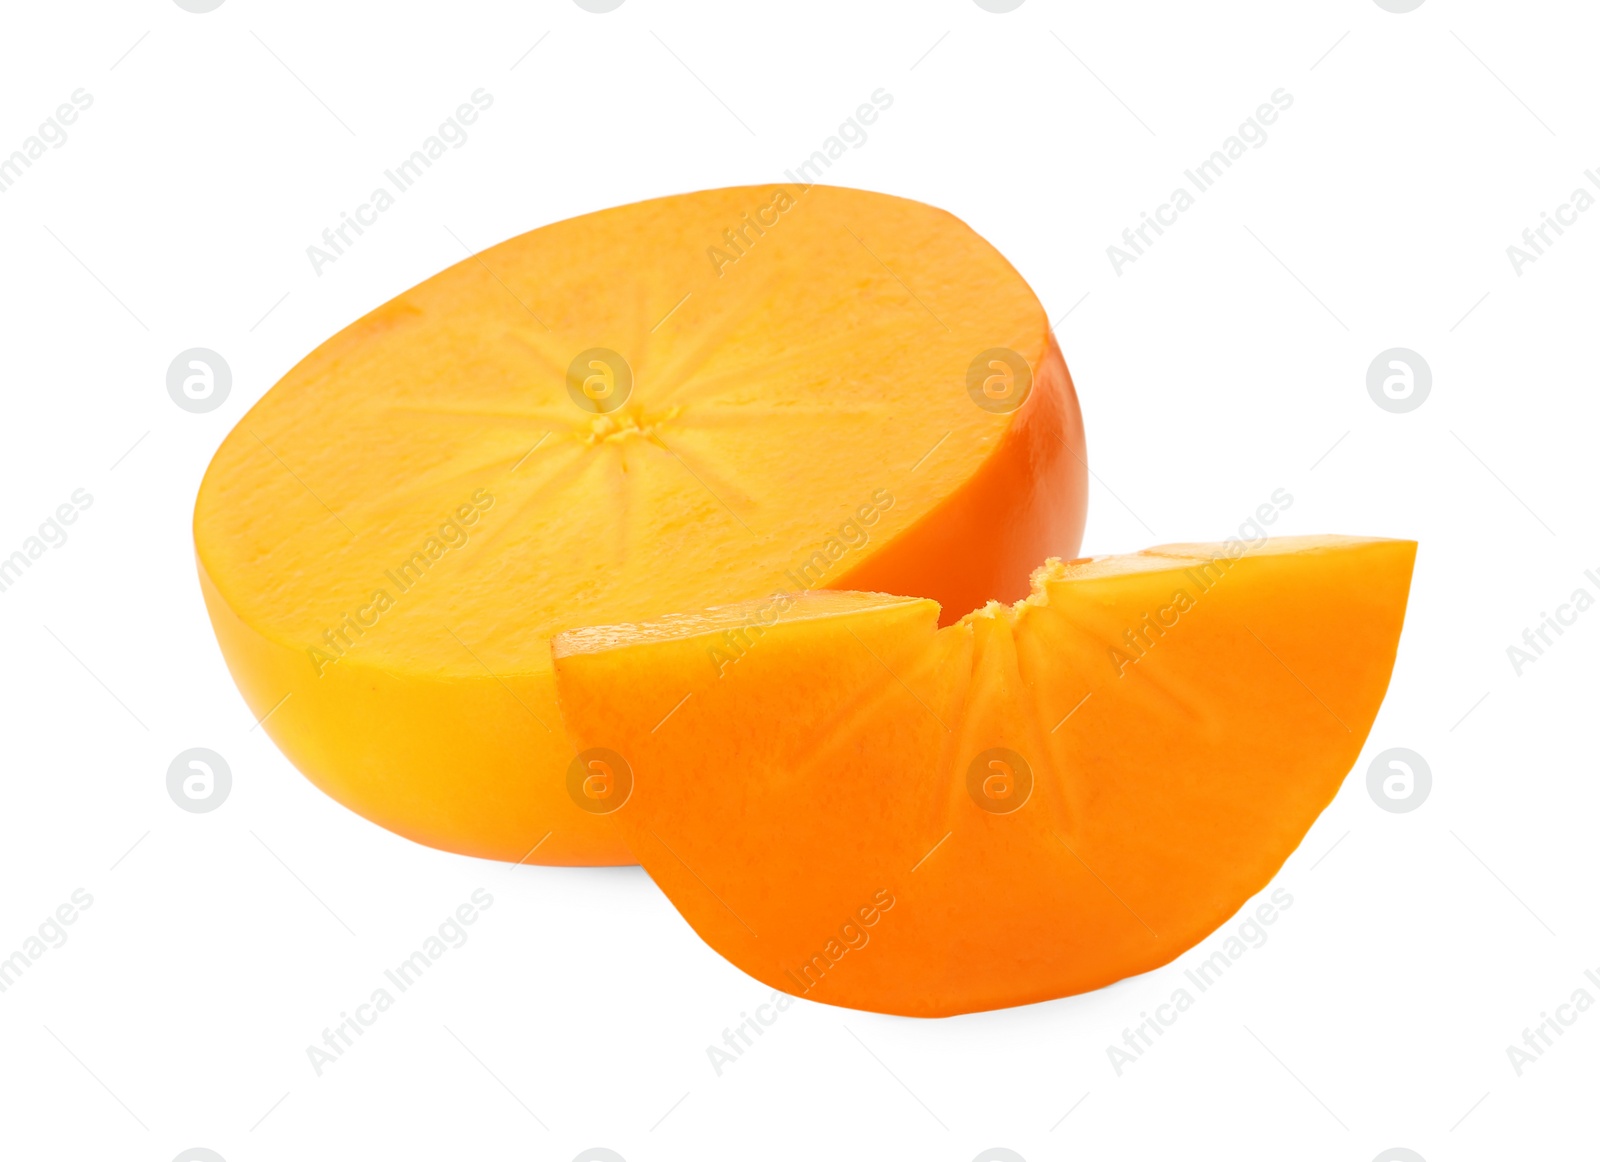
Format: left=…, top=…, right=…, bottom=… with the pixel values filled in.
left=552, top=536, right=1416, bottom=1015
left=194, top=185, right=1086, bottom=865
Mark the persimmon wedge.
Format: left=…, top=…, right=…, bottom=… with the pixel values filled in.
left=194, top=185, right=1085, bottom=865
left=551, top=535, right=1416, bottom=1015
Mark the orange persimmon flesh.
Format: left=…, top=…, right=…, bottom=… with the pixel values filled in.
left=194, top=185, right=1086, bottom=866
left=551, top=535, right=1416, bottom=1015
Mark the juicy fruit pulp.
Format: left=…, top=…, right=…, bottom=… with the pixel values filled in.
left=552, top=536, right=1416, bottom=1016
left=194, top=185, right=1087, bottom=865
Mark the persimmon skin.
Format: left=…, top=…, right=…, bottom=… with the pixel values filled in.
left=834, top=334, right=1087, bottom=624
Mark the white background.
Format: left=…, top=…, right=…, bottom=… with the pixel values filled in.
left=0, top=1, right=1595, bottom=1159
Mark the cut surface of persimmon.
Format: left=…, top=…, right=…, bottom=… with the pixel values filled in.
left=551, top=535, right=1416, bottom=1015
left=194, top=184, right=1086, bottom=865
